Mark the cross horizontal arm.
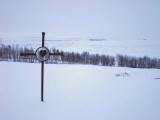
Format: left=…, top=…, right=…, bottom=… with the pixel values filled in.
left=50, top=52, right=63, bottom=56
left=20, top=53, right=36, bottom=56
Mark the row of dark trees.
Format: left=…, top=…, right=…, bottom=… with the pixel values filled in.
left=61, top=52, right=115, bottom=66
left=117, top=54, right=160, bottom=69
left=0, top=44, right=115, bottom=66
left=0, top=44, right=160, bottom=69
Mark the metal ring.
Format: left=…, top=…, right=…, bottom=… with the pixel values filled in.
left=35, top=47, right=50, bottom=62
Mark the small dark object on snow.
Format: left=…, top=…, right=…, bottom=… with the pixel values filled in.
left=115, top=72, right=129, bottom=77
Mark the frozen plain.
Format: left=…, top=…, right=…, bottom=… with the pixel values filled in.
left=0, top=32, right=160, bottom=120
left=0, top=62, right=160, bottom=120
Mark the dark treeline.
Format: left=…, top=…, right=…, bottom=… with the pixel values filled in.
left=117, top=54, right=160, bottom=69
left=0, top=44, right=160, bottom=69
left=0, top=44, right=115, bottom=66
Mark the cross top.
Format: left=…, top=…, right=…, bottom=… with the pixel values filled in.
left=20, top=32, right=63, bottom=101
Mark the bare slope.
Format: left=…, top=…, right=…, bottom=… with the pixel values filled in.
left=1, top=33, right=160, bottom=57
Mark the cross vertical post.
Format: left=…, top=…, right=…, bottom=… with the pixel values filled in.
left=41, top=32, right=45, bottom=101
left=20, top=32, right=63, bottom=102
left=42, top=32, right=45, bottom=47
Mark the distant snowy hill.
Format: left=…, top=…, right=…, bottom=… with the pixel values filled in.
left=0, top=32, right=160, bottom=58
left=0, top=62, right=160, bottom=120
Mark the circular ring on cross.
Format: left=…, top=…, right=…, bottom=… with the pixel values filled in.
left=35, top=47, right=50, bottom=62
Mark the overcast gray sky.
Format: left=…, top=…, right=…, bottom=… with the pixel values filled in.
left=0, top=0, right=160, bottom=39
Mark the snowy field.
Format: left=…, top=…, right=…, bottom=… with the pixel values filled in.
left=0, top=32, right=160, bottom=58
left=0, top=62, right=160, bottom=120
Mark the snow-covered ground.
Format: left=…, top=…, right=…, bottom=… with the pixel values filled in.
left=0, top=62, right=160, bottom=120
left=0, top=32, right=160, bottom=58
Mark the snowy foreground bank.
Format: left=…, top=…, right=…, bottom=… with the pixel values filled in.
left=0, top=62, right=160, bottom=120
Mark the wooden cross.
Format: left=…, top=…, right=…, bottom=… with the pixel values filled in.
left=20, top=32, right=63, bottom=101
